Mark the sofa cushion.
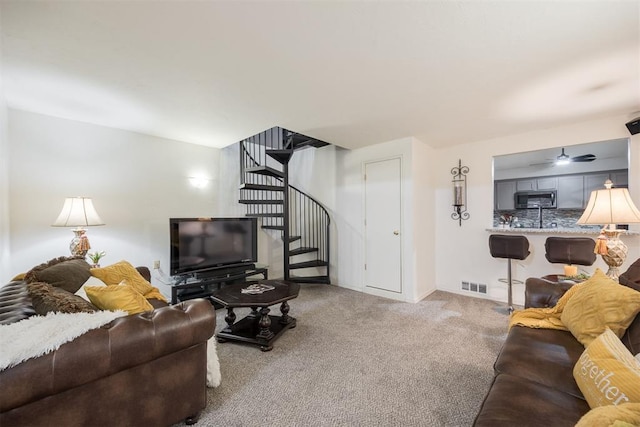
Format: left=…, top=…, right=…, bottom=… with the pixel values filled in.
left=0, top=281, right=36, bottom=325
left=27, top=282, right=97, bottom=315
left=90, top=261, right=168, bottom=303
left=573, top=328, right=640, bottom=408
left=495, top=325, right=585, bottom=398
left=85, top=283, right=154, bottom=314
left=561, top=269, right=640, bottom=347
left=24, top=256, right=92, bottom=294
left=473, top=373, right=590, bottom=427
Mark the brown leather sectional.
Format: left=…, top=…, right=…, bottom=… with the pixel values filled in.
left=474, top=258, right=640, bottom=426
left=0, top=268, right=217, bottom=426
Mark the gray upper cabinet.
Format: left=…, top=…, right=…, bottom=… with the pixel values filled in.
left=516, top=177, right=557, bottom=191
left=584, top=173, right=610, bottom=203
left=495, top=169, right=627, bottom=211
left=516, top=179, right=535, bottom=192
left=536, top=177, right=558, bottom=190
left=495, top=180, right=516, bottom=210
left=612, top=172, right=628, bottom=187
left=557, top=175, right=584, bottom=209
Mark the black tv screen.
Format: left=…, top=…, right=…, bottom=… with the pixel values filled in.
left=169, top=217, right=258, bottom=276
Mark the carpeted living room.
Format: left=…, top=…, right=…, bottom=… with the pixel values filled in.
left=1, top=1, right=640, bottom=427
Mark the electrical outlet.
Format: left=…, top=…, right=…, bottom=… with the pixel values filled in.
left=470, top=282, right=478, bottom=292
left=479, top=284, right=487, bottom=294
left=153, top=260, right=160, bottom=270
left=461, top=281, right=470, bottom=291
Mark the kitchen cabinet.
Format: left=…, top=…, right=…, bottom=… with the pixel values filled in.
left=557, top=175, right=584, bottom=209
left=612, top=172, right=628, bottom=188
left=516, top=180, right=535, bottom=192
left=584, top=173, right=610, bottom=203
left=516, top=177, right=557, bottom=191
left=536, top=177, right=558, bottom=190
left=495, top=180, right=516, bottom=210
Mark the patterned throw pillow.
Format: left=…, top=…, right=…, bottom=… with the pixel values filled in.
left=27, top=282, right=97, bottom=315
left=90, top=260, right=167, bottom=303
left=561, top=269, right=640, bottom=347
left=574, top=328, right=640, bottom=408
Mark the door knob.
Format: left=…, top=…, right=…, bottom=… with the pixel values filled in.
left=393, top=230, right=399, bottom=235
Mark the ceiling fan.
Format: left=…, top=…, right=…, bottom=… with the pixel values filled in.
left=530, top=148, right=597, bottom=167
left=554, top=148, right=596, bottom=165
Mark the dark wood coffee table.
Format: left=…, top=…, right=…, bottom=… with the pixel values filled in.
left=210, top=280, right=300, bottom=352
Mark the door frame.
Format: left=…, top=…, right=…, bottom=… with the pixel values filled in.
left=362, top=155, right=404, bottom=298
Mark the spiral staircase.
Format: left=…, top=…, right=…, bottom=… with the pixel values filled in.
left=239, top=127, right=331, bottom=284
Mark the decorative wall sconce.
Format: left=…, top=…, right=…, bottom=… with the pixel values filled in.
left=451, top=159, right=470, bottom=226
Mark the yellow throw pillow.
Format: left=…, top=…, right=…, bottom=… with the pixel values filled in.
left=85, top=284, right=154, bottom=315
left=90, top=260, right=167, bottom=303
left=560, top=269, right=640, bottom=346
left=575, top=403, right=640, bottom=427
left=573, top=328, right=640, bottom=409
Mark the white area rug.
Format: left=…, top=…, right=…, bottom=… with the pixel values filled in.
left=0, top=310, right=126, bottom=370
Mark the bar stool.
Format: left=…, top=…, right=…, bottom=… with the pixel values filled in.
left=489, top=234, right=530, bottom=314
left=543, top=237, right=596, bottom=281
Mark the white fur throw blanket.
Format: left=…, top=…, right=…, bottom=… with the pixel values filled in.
left=0, top=310, right=221, bottom=388
left=0, top=310, right=127, bottom=370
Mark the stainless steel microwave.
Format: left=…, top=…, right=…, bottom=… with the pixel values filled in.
left=514, top=191, right=557, bottom=209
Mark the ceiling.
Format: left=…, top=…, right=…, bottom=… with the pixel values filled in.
left=1, top=1, right=639, bottom=150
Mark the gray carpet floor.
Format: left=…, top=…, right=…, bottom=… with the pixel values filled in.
left=193, top=285, right=510, bottom=427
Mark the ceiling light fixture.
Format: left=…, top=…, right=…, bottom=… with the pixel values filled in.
left=556, top=148, right=571, bottom=165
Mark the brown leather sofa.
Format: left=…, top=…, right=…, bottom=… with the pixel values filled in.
left=0, top=268, right=217, bottom=427
left=474, top=258, right=640, bottom=427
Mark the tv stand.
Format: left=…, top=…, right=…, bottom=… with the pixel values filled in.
left=170, top=264, right=268, bottom=304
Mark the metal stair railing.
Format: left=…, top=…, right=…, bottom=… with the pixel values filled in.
left=240, top=134, right=330, bottom=282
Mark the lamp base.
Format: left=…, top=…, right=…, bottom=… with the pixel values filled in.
left=600, top=229, right=627, bottom=282
left=70, top=228, right=91, bottom=257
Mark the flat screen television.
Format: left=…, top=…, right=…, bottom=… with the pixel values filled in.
left=169, top=217, right=258, bottom=276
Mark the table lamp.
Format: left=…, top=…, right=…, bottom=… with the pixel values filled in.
left=52, top=197, right=105, bottom=257
left=577, top=180, right=640, bottom=280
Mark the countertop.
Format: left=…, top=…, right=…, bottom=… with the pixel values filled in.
left=486, top=227, right=640, bottom=236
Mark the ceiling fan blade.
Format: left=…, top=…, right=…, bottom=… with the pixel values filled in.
left=571, top=154, right=596, bottom=162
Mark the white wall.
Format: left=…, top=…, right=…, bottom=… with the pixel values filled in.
left=0, top=26, right=10, bottom=282
left=6, top=110, right=220, bottom=297
left=434, top=114, right=640, bottom=306
left=411, top=138, right=437, bottom=301
left=334, top=137, right=426, bottom=302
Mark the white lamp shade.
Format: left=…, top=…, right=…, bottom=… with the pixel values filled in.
left=577, top=187, right=640, bottom=225
left=52, top=197, right=105, bottom=227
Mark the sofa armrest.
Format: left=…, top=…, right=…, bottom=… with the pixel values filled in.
left=524, top=278, right=574, bottom=309
left=0, top=298, right=216, bottom=413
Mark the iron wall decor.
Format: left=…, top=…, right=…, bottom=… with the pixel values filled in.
left=451, top=159, right=469, bottom=226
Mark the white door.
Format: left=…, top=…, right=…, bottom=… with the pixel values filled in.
left=364, top=158, right=402, bottom=293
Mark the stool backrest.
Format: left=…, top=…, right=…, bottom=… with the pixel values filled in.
left=544, top=237, right=596, bottom=266
left=489, top=235, right=530, bottom=260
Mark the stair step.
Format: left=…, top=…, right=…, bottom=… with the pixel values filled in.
left=239, top=199, right=284, bottom=205
left=262, top=225, right=285, bottom=231
left=288, top=276, right=331, bottom=284
left=266, top=149, right=293, bottom=164
left=289, top=247, right=318, bottom=256
left=289, top=260, right=329, bottom=269
left=285, top=235, right=301, bottom=243
left=246, top=213, right=283, bottom=218
left=291, top=134, right=330, bottom=150
left=240, top=183, right=285, bottom=192
left=246, top=166, right=284, bottom=178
